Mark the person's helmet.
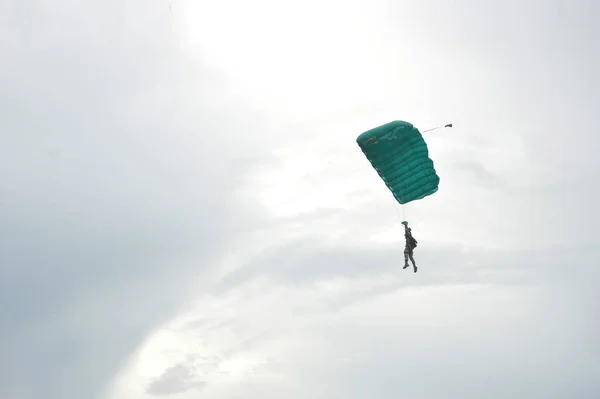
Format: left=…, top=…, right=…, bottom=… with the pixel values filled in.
left=408, top=228, right=412, bottom=232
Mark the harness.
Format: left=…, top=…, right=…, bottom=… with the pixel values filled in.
left=406, top=234, right=417, bottom=249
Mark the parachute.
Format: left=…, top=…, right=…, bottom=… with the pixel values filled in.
left=356, top=120, right=448, bottom=205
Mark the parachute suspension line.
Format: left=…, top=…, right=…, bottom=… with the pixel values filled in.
left=421, top=123, right=453, bottom=134
left=389, top=195, right=406, bottom=225
left=391, top=195, right=401, bottom=219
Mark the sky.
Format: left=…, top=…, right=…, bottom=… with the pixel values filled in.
left=1, top=0, right=599, bottom=398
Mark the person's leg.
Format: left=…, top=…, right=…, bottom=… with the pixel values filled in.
left=409, top=252, right=416, bottom=266
left=409, top=251, right=417, bottom=272
left=403, top=247, right=409, bottom=268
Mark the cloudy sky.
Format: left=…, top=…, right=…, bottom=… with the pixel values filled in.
left=1, top=0, right=599, bottom=398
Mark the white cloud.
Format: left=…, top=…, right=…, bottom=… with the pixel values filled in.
left=2, top=0, right=599, bottom=398
left=107, top=244, right=600, bottom=398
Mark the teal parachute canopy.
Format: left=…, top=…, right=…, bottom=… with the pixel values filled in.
left=356, top=120, right=439, bottom=205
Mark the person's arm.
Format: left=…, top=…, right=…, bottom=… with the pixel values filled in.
left=402, top=221, right=409, bottom=233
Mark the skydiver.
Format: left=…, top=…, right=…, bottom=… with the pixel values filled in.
left=401, top=221, right=417, bottom=273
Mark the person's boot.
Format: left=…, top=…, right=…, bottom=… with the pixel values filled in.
left=413, top=265, right=418, bottom=273
left=403, top=263, right=409, bottom=269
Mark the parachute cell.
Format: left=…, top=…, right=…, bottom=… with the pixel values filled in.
left=356, top=120, right=439, bottom=205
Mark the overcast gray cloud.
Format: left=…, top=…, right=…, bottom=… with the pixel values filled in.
left=1, top=0, right=599, bottom=398
left=0, top=1, right=269, bottom=398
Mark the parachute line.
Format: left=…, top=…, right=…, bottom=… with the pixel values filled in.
left=421, top=123, right=453, bottom=134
